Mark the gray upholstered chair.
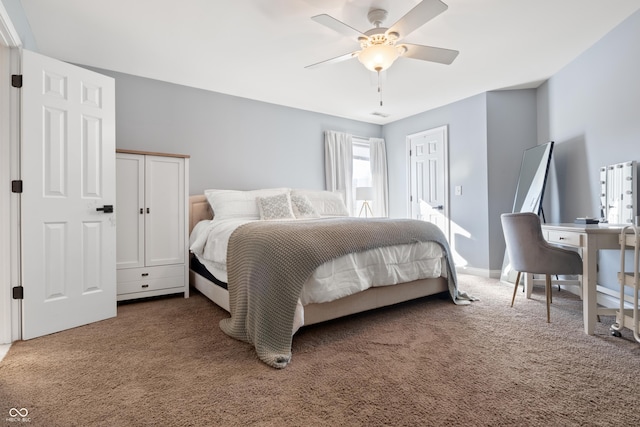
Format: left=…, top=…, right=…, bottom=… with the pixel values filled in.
left=501, top=212, right=583, bottom=322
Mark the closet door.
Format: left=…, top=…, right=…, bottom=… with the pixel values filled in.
left=116, top=153, right=144, bottom=268
left=145, top=155, right=185, bottom=266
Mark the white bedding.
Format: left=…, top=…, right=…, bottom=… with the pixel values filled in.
left=189, top=218, right=444, bottom=305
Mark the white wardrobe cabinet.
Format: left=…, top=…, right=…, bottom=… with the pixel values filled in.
left=116, top=150, right=189, bottom=301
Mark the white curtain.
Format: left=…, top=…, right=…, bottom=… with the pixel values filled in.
left=369, top=137, right=389, bottom=217
left=324, top=130, right=354, bottom=214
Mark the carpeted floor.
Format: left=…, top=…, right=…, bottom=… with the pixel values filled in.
left=1, top=274, right=639, bottom=426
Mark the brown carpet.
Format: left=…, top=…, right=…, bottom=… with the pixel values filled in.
left=1, top=274, right=639, bottom=427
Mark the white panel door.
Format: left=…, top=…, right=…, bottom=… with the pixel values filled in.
left=116, top=153, right=144, bottom=268
left=145, top=155, right=185, bottom=266
left=409, top=126, right=449, bottom=240
left=21, top=50, right=116, bottom=339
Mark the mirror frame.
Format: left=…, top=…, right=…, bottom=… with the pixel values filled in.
left=500, top=141, right=554, bottom=282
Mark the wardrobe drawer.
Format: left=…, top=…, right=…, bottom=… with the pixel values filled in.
left=118, top=275, right=185, bottom=295
left=117, top=264, right=184, bottom=282
left=547, top=231, right=582, bottom=247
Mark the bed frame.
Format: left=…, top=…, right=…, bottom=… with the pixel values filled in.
left=188, top=194, right=448, bottom=326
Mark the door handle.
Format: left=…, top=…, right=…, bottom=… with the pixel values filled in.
left=96, top=205, right=113, bottom=213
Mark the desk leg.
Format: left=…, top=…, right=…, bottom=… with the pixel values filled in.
left=524, top=273, right=533, bottom=299
left=582, top=238, right=598, bottom=335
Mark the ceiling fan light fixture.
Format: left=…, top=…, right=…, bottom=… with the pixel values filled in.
left=307, top=1, right=458, bottom=104
left=357, top=43, right=401, bottom=72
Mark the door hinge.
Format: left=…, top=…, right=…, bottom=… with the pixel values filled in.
left=11, top=180, right=23, bottom=193
left=11, top=74, right=23, bottom=88
left=12, top=286, right=24, bottom=300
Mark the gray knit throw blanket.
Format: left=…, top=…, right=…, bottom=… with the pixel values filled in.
left=219, top=217, right=459, bottom=368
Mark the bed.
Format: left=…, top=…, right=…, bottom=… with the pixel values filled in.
left=188, top=189, right=465, bottom=368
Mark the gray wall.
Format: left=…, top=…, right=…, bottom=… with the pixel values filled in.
left=486, top=90, right=538, bottom=270
left=538, top=9, right=640, bottom=223
left=383, top=90, right=537, bottom=274
left=383, top=93, right=488, bottom=271
left=535, top=9, right=640, bottom=290
left=107, top=70, right=537, bottom=274
left=91, top=69, right=381, bottom=194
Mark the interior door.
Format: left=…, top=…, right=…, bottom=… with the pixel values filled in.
left=21, top=49, right=116, bottom=339
left=409, top=126, right=449, bottom=240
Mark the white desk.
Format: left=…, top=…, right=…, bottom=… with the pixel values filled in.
left=526, top=223, right=627, bottom=335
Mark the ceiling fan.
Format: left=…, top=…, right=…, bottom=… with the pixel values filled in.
left=306, top=0, right=459, bottom=73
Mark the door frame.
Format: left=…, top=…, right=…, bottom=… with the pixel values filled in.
left=0, top=3, right=22, bottom=343
left=406, top=125, right=451, bottom=241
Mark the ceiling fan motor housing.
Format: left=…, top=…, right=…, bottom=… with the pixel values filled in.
left=367, top=9, right=388, bottom=27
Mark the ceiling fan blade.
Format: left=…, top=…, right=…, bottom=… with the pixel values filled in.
left=311, top=14, right=365, bottom=39
left=401, top=43, right=459, bottom=65
left=305, top=51, right=359, bottom=69
left=387, top=0, right=448, bottom=39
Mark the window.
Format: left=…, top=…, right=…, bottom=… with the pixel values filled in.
left=352, top=138, right=371, bottom=215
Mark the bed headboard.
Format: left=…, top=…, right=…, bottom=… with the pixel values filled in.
left=189, top=195, right=213, bottom=234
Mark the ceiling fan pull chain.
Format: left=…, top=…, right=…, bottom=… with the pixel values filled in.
left=377, top=70, right=383, bottom=106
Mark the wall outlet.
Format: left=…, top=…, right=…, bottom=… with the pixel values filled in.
left=455, top=185, right=462, bottom=196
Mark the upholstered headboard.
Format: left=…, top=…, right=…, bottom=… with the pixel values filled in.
left=189, top=195, right=213, bottom=234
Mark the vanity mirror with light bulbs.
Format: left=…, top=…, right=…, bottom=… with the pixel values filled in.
left=600, top=161, right=637, bottom=225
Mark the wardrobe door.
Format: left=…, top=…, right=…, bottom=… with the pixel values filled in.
left=116, top=153, right=145, bottom=269
left=144, top=155, right=185, bottom=267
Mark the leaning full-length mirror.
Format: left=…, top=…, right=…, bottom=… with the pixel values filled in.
left=500, top=141, right=554, bottom=282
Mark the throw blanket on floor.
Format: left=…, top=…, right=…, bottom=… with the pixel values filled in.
left=219, top=217, right=461, bottom=368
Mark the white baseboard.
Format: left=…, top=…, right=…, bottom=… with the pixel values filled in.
left=456, top=266, right=501, bottom=279
left=0, top=343, right=11, bottom=362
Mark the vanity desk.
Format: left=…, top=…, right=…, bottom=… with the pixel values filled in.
left=525, top=223, right=628, bottom=335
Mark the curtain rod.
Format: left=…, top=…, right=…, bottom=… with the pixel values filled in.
left=327, top=130, right=371, bottom=141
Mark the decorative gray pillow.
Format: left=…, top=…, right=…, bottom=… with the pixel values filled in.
left=291, top=194, right=320, bottom=218
left=291, top=189, right=349, bottom=217
left=257, top=193, right=296, bottom=220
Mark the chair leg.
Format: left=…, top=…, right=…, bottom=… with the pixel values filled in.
left=545, top=274, right=551, bottom=323
left=511, top=271, right=521, bottom=307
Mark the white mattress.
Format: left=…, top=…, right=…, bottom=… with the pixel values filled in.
left=189, top=218, right=444, bottom=305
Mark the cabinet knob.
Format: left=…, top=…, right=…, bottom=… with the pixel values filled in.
left=141, top=273, right=149, bottom=277
left=141, top=284, right=149, bottom=288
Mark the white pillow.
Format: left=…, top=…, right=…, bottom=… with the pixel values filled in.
left=204, top=188, right=289, bottom=220
left=291, top=189, right=349, bottom=217
left=257, top=193, right=296, bottom=220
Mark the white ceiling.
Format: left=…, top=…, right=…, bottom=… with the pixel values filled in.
left=20, top=0, right=640, bottom=125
